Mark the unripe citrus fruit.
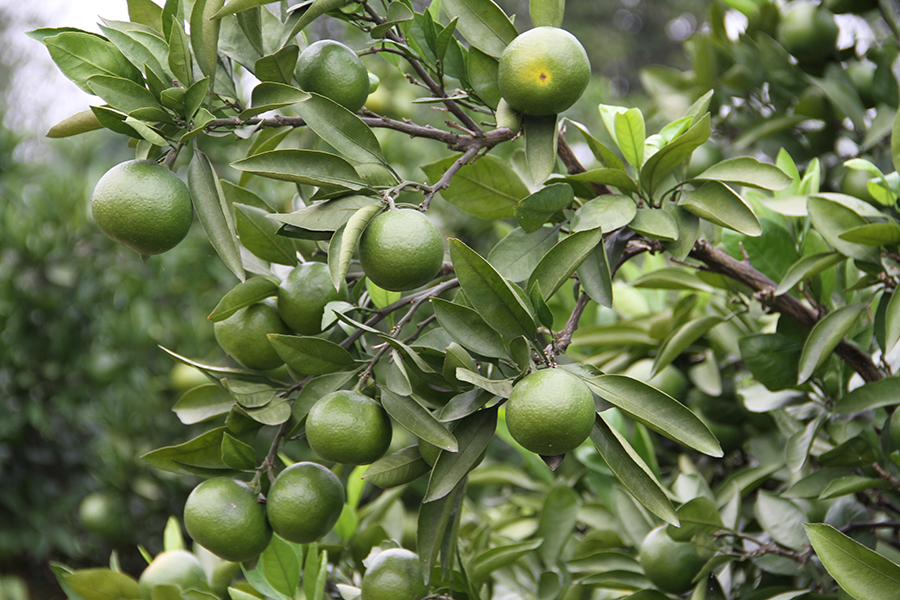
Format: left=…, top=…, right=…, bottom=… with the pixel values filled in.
left=91, top=159, right=192, bottom=256
left=184, top=478, right=272, bottom=563
left=138, top=550, right=208, bottom=600
left=265, top=462, right=345, bottom=544
left=214, top=303, right=291, bottom=371
left=505, top=368, right=596, bottom=456
left=639, top=525, right=707, bottom=594
left=778, top=3, right=838, bottom=64
left=368, top=72, right=380, bottom=94
left=306, top=390, right=392, bottom=464
left=359, top=209, right=444, bottom=292
left=297, top=40, right=370, bottom=112
left=78, top=491, right=129, bottom=540
left=361, top=548, right=428, bottom=600
left=498, top=27, right=591, bottom=116
left=277, top=262, right=348, bottom=335
left=840, top=168, right=878, bottom=205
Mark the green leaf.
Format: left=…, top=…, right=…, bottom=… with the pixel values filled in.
left=570, top=194, right=636, bottom=233
left=188, top=150, right=245, bottom=281
left=797, top=303, right=866, bottom=384
left=810, top=76, right=867, bottom=132
left=237, top=398, right=292, bottom=425
left=775, top=252, right=845, bottom=296
left=653, top=316, right=723, bottom=378
left=839, top=222, right=900, bottom=246
left=806, top=522, right=900, bottom=600
left=467, top=47, right=502, bottom=109
left=235, top=204, right=300, bottom=266
left=694, top=157, right=792, bottom=190
left=98, top=19, right=170, bottom=81
left=256, top=535, right=301, bottom=600
left=553, top=168, right=639, bottom=194
left=639, top=113, right=712, bottom=197
left=886, top=291, right=900, bottom=353
left=380, top=386, right=459, bottom=452
left=270, top=195, right=380, bottom=233
left=678, top=181, right=761, bottom=236
left=142, top=427, right=244, bottom=475
left=819, top=476, right=890, bottom=499
left=424, top=408, right=497, bottom=502
left=362, top=445, right=430, bottom=488
left=417, top=477, right=467, bottom=584
left=530, top=0, right=564, bottom=27
left=241, top=82, right=309, bottom=118
left=208, top=277, right=278, bottom=322
left=221, top=431, right=256, bottom=470
left=666, top=497, right=723, bottom=542
left=834, top=377, right=900, bottom=413
left=449, top=239, right=537, bottom=341
left=173, top=384, right=233, bottom=424
left=536, top=482, right=580, bottom=564
left=328, top=204, right=382, bottom=291
left=630, top=268, right=714, bottom=293
left=488, top=226, right=559, bottom=283
left=528, top=227, right=604, bottom=300
left=281, top=0, right=354, bottom=47
left=166, top=21, right=193, bottom=86
left=41, top=31, right=143, bottom=94
left=432, top=298, right=510, bottom=360
left=213, top=0, right=274, bottom=19
left=807, top=196, right=881, bottom=263
left=440, top=0, right=517, bottom=58
left=294, top=93, right=386, bottom=165
left=567, top=118, right=626, bottom=171
left=585, top=374, right=723, bottom=457
left=591, top=416, right=679, bottom=525
left=514, top=183, right=573, bottom=233
left=268, top=334, right=353, bottom=375
left=254, top=45, right=299, bottom=84
left=614, top=108, right=645, bottom=168
left=64, top=569, right=141, bottom=600
left=455, top=368, right=514, bottom=398
left=738, top=334, right=803, bottom=392
left=371, top=2, right=416, bottom=38
left=47, top=109, right=104, bottom=138
left=190, top=0, right=225, bottom=87
left=422, top=154, right=529, bottom=220
left=576, top=242, right=613, bottom=308
left=232, top=150, right=368, bottom=191
left=628, top=208, right=678, bottom=241
left=754, top=492, right=808, bottom=551
left=470, top=539, right=544, bottom=582
left=524, top=114, right=559, bottom=183
left=224, top=380, right=278, bottom=409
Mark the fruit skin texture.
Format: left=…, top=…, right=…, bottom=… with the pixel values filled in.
left=78, top=491, right=129, bottom=540
left=306, top=390, right=392, bottom=464
left=214, top=303, right=291, bottom=371
left=498, top=27, right=591, bottom=116
left=359, top=209, right=444, bottom=292
left=361, top=548, right=428, bottom=600
left=265, top=462, right=345, bottom=544
left=91, top=159, right=192, bottom=256
left=297, top=39, right=370, bottom=112
left=505, top=368, right=596, bottom=456
left=639, top=525, right=707, bottom=594
left=777, top=3, right=838, bottom=64
left=138, top=550, right=208, bottom=600
left=183, top=478, right=272, bottom=563
left=277, top=262, right=348, bottom=335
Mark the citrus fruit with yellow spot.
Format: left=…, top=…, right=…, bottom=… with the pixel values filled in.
left=359, top=209, right=444, bottom=292
left=361, top=548, right=428, bottom=600
left=639, top=525, right=708, bottom=594
left=184, top=478, right=272, bottom=563
left=498, top=27, right=591, bottom=116
left=297, top=40, right=370, bottom=112
left=214, top=303, right=291, bottom=371
left=305, top=390, right=392, bottom=464
left=265, top=462, right=345, bottom=544
left=277, top=262, right=348, bottom=335
left=505, top=368, right=596, bottom=456
left=138, top=550, right=209, bottom=600
left=91, top=159, right=192, bottom=256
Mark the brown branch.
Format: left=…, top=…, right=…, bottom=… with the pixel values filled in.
left=689, top=239, right=883, bottom=383
left=551, top=292, right=591, bottom=356
left=420, top=146, right=480, bottom=210
left=557, top=133, right=611, bottom=197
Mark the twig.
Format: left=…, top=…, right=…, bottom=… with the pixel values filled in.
left=420, top=146, right=480, bottom=210
left=557, top=133, right=611, bottom=197
left=550, top=292, right=591, bottom=356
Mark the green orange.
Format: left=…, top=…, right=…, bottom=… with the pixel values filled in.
left=214, top=302, right=291, bottom=371
left=184, top=478, right=272, bottom=563
left=305, top=390, right=392, bottom=464
left=359, top=209, right=444, bottom=292
left=498, top=27, right=591, bottom=116
left=297, top=40, right=370, bottom=112
left=91, top=159, right=192, bottom=256
left=639, top=525, right=708, bottom=594
left=505, top=368, right=596, bottom=456
left=277, top=262, right=348, bottom=335
left=361, top=548, right=428, bottom=600
left=78, top=491, right=129, bottom=540
left=138, top=550, right=208, bottom=600
left=265, top=462, right=345, bottom=544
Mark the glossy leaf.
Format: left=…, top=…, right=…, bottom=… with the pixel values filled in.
left=807, top=196, right=880, bottom=263
left=754, top=491, right=808, bottom=551
left=241, top=82, right=308, bottom=118
left=554, top=168, right=639, bottom=194
left=694, top=157, right=792, bottom=190
left=570, top=194, right=636, bottom=233
left=614, top=108, right=645, bottom=168
left=455, top=368, right=514, bottom=398
left=738, top=333, right=803, bottom=392
left=232, top=150, right=368, bottom=191
left=470, top=539, right=544, bottom=582
left=628, top=208, right=678, bottom=241
left=380, top=387, right=459, bottom=452
left=819, top=476, right=890, bottom=499
left=142, top=427, right=243, bottom=475
left=86, top=75, right=162, bottom=115
left=679, top=181, right=761, bottom=236
left=189, top=150, right=245, bottom=281
left=235, top=203, right=300, bottom=266
left=417, top=478, right=466, bottom=584
left=281, top=0, right=354, bottom=45
left=488, top=226, right=559, bottom=283
left=328, top=204, right=382, bottom=290
left=40, top=31, right=143, bottom=94
left=431, top=298, right=509, bottom=360
left=586, top=374, right=723, bottom=457
left=775, top=252, right=845, bottom=296
left=294, top=93, right=386, bottom=165
left=666, top=497, right=723, bottom=542
left=207, top=277, right=278, bottom=322
left=64, top=569, right=141, bottom=600
left=806, top=523, right=900, bottom=600
left=797, top=304, right=865, bottom=384
left=166, top=21, right=193, bottom=86
left=190, top=0, right=225, bottom=86
left=237, top=398, right=291, bottom=426
left=422, top=154, right=529, bottom=220
left=834, top=377, right=900, bottom=413
left=467, top=47, right=501, bottom=109
left=268, top=334, right=353, bottom=375
left=173, top=384, right=233, bottom=424
left=424, top=408, right=497, bottom=502
left=528, top=227, right=604, bottom=300
left=362, top=445, right=431, bottom=488
left=567, top=118, right=627, bottom=171
left=270, top=195, right=380, bottom=233
left=440, top=0, right=517, bottom=58
left=213, top=0, right=274, bottom=19
left=221, top=431, right=256, bottom=470
left=630, top=268, right=713, bottom=292
left=639, top=113, right=711, bottom=196
left=885, top=291, right=900, bottom=353
left=515, top=183, right=573, bottom=233
left=839, top=222, right=900, bottom=246
left=254, top=45, right=299, bottom=84
left=47, top=109, right=104, bottom=138
left=524, top=114, right=559, bottom=183
left=449, top=239, right=537, bottom=341
left=653, top=316, right=723, bottom=377
left=591, top=416, right=679, bottom=525
left=576, top=242, right=613, bottom=307
left=224, top=380, right=277, bottom=409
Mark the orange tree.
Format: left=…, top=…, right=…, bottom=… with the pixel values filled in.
left=32, top=0, right=900, bottom=599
